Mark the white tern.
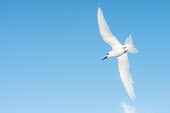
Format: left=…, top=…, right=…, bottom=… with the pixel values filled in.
left=97, top=7, right=139, bottom=100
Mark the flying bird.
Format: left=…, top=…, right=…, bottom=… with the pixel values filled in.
left=97, top=7, right=138, bottom=100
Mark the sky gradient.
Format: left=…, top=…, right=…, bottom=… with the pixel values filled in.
left=0, top=0, right=170, bottom=113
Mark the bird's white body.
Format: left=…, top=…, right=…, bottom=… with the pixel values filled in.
left=108, top=46, right=127, bottom=57
left=97, top=7, right=138, bottom=100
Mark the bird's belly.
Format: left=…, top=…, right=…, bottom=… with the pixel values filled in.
left=111, top=48, right=125, bottom=57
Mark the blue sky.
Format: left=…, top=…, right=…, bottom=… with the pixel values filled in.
left=0, top=0, right=170, bottom=113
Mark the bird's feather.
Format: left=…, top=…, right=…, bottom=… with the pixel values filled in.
left=117, top=53, right=136, bottom=100
left=97, top=7, right=122, bottom=49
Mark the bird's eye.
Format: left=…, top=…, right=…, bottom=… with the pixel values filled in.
left=107, top=53, right=109, bottom=55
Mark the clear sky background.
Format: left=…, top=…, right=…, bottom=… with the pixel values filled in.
left=0, top=0, right=170, bottom=113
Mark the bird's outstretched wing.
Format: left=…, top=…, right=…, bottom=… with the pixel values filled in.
left=97, top=8, right=122, bottom=49
left=117, top=53, right=136, bottom=100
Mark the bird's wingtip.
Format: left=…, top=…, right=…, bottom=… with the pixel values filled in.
left=130, top=96, right=135, bottom=101
left=130, top=94, right=136, bottom=101
left=98, top=7, right=101, bottom=12
left=97, top=7, right=103, bottom=17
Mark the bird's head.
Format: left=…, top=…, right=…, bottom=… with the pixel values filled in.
left=102, top=52, right=112, bottom=60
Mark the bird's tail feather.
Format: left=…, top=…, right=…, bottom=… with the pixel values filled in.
left=124, top=35, right=139, bottom=54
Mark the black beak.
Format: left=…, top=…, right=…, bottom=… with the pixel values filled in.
left=102, top=56, right=107, bottom=60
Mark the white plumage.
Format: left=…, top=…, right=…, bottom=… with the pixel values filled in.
left=97, top=7, right=138, bottom=100
left=97, top=8, right=122, bottom=50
